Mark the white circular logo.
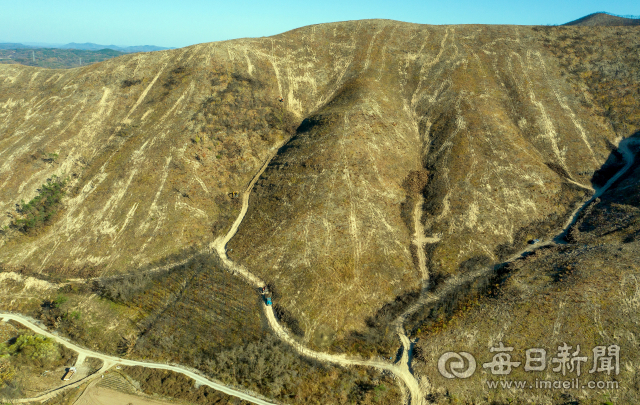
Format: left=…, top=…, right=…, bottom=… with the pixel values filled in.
left=437, top=352, right=476, bottom=379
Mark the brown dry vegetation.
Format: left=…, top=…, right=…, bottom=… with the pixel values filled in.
left=0, top=254, right=398, bottom=404
left=120, top=367, right=253, bottom=404
left=1, top=21, right=624, bottom=343
left=564, top=12, right=640, bottom=27
left=1, top=18, right=640, bottom=405
left=409, top=136, right=640, bottom=404
left=533, top=25, right=640, bottom=140
left=228, top=21, right=621, bottom=345
left=0, top=51, right=292, bottom=278
left=122, top=364, right=401, bottom=405
left=412, top=243, right=640, bottom=404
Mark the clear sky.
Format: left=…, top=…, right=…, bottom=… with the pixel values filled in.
left=1, top=0, right=639, bottom=48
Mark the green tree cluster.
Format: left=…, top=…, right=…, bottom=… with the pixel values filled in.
left=0, top=334, right=59, bottom=362
left=13, top=175, right=67, bottom=232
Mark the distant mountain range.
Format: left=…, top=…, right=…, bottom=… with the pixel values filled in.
left=1, top=10, right=638, bottom=55
left=0, top=47, right=126, bottom=69
left=59, top=42, right=173, bottom=52
left=0, top=43, right=35, bottom=50
left=0, top=42, right=172, bottom=52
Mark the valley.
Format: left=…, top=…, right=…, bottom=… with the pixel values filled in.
left=1, top=17, right=639, bottom=405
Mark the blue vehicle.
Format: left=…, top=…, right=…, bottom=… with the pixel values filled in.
left=266, top=297, right=272, bottom=306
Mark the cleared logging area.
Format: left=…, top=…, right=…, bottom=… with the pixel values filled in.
left=92, top=253, right=266, bottom=359
left=93, top=254, right=401, bottom=403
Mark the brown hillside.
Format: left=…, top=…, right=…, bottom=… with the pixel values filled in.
left=228, top=21, right=620, bottom=340
left=1, top=19, right=638, bottom=360
left=412, top=135, right=640, bottom=404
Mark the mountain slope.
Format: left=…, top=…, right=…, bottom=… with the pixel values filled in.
left=0, top=44, right=294, bottom=277
left=228, top=21, right=618, bottom=341
left=0, top=18, right=634, bottom=350
left=564, top=12, right=640, bottom=26
left=413, top=136, right=640, bottom=404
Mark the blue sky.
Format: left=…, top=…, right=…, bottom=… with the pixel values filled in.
left=1, top=0, right=639, bottom=48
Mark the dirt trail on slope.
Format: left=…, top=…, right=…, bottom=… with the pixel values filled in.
left=212, top=143, right=426, bottom=404
left=213, top=136, right=639, bottom=405
left=211, top=144, right=283, bottom=288
left=554, top=137, right=638, bottom=243
left=389, top=138, right=639, bottom=396
left=412, top=196, right=429, bottom=284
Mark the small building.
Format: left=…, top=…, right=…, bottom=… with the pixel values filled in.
left=62, top=367, right=76, bottom=381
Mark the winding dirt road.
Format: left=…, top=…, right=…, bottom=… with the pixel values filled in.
left=387, top=137, right=639, bottom=399
left=207, top=137, right=640, bottom=405
left=0, top=314, right=276, bottom=404
left=210, top=146, right=426, bottom=405
left=3, top=137, right=636, bottom=405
